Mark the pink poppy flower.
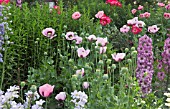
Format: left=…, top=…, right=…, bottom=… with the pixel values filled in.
left=148, top=25, right=160, bottom=33
left=74, top=36, right=82, bottom=44
left=42, top=28, right=55, bottom=39
left=0, top=0, right=10, bottom=4
left=143, top=12, right=150, bottom=18
left=82, top=82, right=89, bottom=89
left=164, top=13, right=170, bottom=19
left=72, top=12, right=81, bottom=20
left=96, top=37, right=108, bottom=47
left=111, top=53, right=126, bottom=62
left=100, top=46, right=107, bottom=54
left=86, top=35, right=97, bottom=41
left=139, top=14, right=145, bottom=18
left=131, top=9, right=137, bottom=14
left=55, top=92, right=66, bottom=101
left=165, top=4, right=170, bottom=10
left=138, top=5, right=143, bottom=10
left=76, top=68, right=85, bottom=76
left=39, top=84, right=54, bottom=97
left=65, top=32, right=76, bottom=40
left=136, top=21, right=145, bottom=28
left=95, top=11, right=104, bottom=19
left=77, top=47, right=90, bottom=58
left=100, top=14, right=111, bottom=26
left=127, top=17, right=138, bottom=26
left=120, top=25, right=130, bottom=33
left=157, top=2, right=165, bottom=7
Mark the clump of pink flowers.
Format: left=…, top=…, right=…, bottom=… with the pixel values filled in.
left=65, top=31, right=83, bottom=44
left=139, top=12, right=151, bottom=18
left=95, top=11, right=111, bottom=26
left=106, top=0, right=122, bottom=7
left=138, top=5, right=143, bottom=10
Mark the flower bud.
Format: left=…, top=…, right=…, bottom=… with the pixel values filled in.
left=61, top=33, right=65, bottom=37
left=36, top=38, right=40, bottom=41
left=68, top=59, right=74, bottom=64
left=103, top=74, right=108, bottom=80
left=72, top=74, right=78, bottom=81
left=125, top=48, right=129, bottom=53
left=131, top=51, right=137, bottom=57
left=20, top=81, right=26, bottom=88
left=63, top=25, right=67, bottom=29
left=80, top=32, right=85, bottom=37
left=44, top=52, right=48, bottom=55
left=127, top=59, right=132, bottom=63
left=120, top=67, right=129, bottom=73
left=131, top=47, right=136, bottom=51
left=106, top=59, right=111, bottom=65
left=82, top=82, right=90, bottom=89
left=111, top=64, right=116, bottom=69
left=103, top=54, right=107, bottom=59
left=30, top=85, right=37, bottom=92
left=107, top=66, right=111, bottom=70
left=98, top=60, right=104, bottom=65
left=73, top=66, right=77, bottom=70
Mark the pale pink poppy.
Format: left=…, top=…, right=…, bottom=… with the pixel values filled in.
left=131, top=9, right=137, bottom=14
left=111, top=53, right=126, bottom=62
left=86, top=35, right=97, bottom=41
left=100, top=46, right=107, bottom=54
left=127, top=17, right=138, bottom=25
left=76, top=68, right=85, bottom=76
left=144, top=12, right=150, bottom=18
left=42, top=28, right=55, bottom=39
left=55, top=92, right=66, bottom=101
left=39, top=84, right=54, bottom=97
left=95, top=11, right=104, bottom=19
left=74, top=36, right=82, bottom=44
left=82, top=82, right=89, bottom=89
left=77, top=47, right=90, bottom=58
left=136, top=21, right=145, bottom=28
left=157, top=2, right=165, bottom=7
left=72, top=12, right=81, bottom=20
left=164, top=13, right=170, bottom=19
left=139, top=13, right=145, bottom=18
left=96, top=37, right=108, bottom=47
left=138, top=5, right=143, bottom=10
left=148, top=25, right=160, bottom=33
left=120, top=25, right=130, bottom=33
left=65, top=32, right=76, bottom=40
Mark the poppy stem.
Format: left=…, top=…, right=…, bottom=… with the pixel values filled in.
left=45, top=98, right=48, bottom=109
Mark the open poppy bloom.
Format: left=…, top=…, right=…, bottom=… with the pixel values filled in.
left=131, top=25, right=142, bottom=34
left=111, top=53, right=126, bottom=62
left=77, top=47, right=90, bottom=58
left=42, top=28, right=55, bottom=39
left=39, top=84, right=54, bottom=97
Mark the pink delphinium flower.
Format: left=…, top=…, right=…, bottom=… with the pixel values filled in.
left=42, top=28, right=55, bottom=39
left=65, top=32, right=76, bottom=40
left=120, top=25, right=130, bottom=33
left=138, top=5, right=143, bottom=10
left=165, top=4, right=170, bottom=10
left=82, top=82, right=89, bottom=89
left=157, top=2, right=165, bottom=7
left=55, top=92, right=66, bottom=101
left=111, top=53, right=126, bottom=62
left=95, top=11, right=104, bottom=19
left=74, top=36, right=83, bottom=44
left=77, top=47, right=90, bottom=58
left=39, top=84, right=54, bottom=97
left=148, top=25, right=160, bottom=33
left=100, top=46, right=107, bottom=54
left=96, top=37, right=108, bottom=47
left=86, top=35, right=97, bottom=41
left=131, top=9, right=137, bottom=14
left=72, top=12, right=81, bottom=20
left=76, top=68, right=85, bottom=76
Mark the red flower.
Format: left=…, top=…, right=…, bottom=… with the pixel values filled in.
left=131, top=25, right=142, bottom=34
left=53, top=6, right=61, bottom=15
left=0, top=0, right=10, bottom=4
left=100, top=14, right=111, bottom=26
left=106, top=0, right=122, bottom=7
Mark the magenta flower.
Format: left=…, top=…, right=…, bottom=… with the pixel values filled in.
left=148, top=25, right=160, bottom=33
left=77, top=47, right=90, bottom=58
left=131, top=9, right=137, bottom=14
left=74, top=36, right=82, bottom=44
left=100, top=46, right=107, bottom=54
left=138, top=5, right=143, bottom=10
left=120, top=25, right=130, bottom=33
left=76, top=68, right=85, bottom=76
left=95, top=11, right=104, bottom=19
left=55, top=92, right=66, bottom=101
left=42, top=28, right=55, bottom=39
left=86, top=35, right=97, bottom=41
left=165, top=4, right=170, bottom=10
left=82, top=82, right=89, bottom=89
left=65, top=32, right=76, bottom=40
left=72, top=12, right=81, bottom=20
left=111, top=53, right=126, bottom=62
left=96, top=37, right=108, bottom=47
left=39, top=84, right=54, bottom=97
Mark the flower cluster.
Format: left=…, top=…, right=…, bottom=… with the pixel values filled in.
left=95, top=11, right=111, bottom=26
left=65, top=32, right=82, bottom=44
left=139, top=12, right=151, bottom=18
left=0, top=85, right=45, bottom=109
left=71, top=90, right=88, bottom=109
left=120, top=17, right=145, bottom=34
left=106, top=0, right=122, bottom=7
left=136, top=35, right=154, bottom=95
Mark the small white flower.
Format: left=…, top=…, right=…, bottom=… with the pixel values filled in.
left=36, top=99, right=45, bottom=106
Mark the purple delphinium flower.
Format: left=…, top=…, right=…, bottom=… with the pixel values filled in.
left=136, top=34, right=154, bottom=95
left=162, top=37, right=170, bottom=67
left=0, top=23, right=5, bottom=35
left=157, top=72, right=165, bottom=81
